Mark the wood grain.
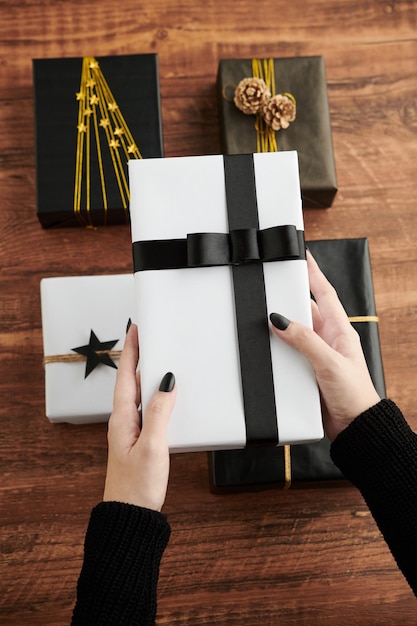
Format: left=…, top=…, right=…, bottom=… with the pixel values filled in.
left=1, top=0, right=417, bottom=623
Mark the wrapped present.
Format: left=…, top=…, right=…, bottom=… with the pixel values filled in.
left=33, top=54, right=164, bottom=228
left=129, top=151, right=324, bottom=453
left=217, top=56, right=337, bottom=209
left=209, top=238, right=386, bottom=489
left=41, top=274, right=135, bottom=423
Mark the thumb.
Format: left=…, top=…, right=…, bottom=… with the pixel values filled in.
left=269, top=313, right=340, bottom=376
left=141, top=372, right=177, bottom=441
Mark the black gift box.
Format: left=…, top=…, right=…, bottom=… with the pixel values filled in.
left=209, top=238, right=386, bottom=490
left=33, top=54, right=163, bottom=228
left=217, top=56, right=337, bottom=209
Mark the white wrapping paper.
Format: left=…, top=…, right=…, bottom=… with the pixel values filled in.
left=129, top=152, right=323, bottom=452
left=41, top=274, right=135, bottom=424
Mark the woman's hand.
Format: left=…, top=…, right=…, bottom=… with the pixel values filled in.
left=103, top=323, right=176, bottom=511
left=270, top=250, right=381, bottom=441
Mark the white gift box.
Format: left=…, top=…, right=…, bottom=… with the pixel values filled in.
left=41, top=274, right=135, bottom=424
left=129, top=152, right=324, bottom=452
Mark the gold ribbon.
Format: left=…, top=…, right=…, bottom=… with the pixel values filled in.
left=74, top=56, right=142, bottom=228
left=43, top=350, right=122, bottom=366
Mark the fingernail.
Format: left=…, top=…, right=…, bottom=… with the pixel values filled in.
left=270, top=313, right=291, bottom=331
left=159, top=372, right=175, bottom=392
left=126, top=318, right=132, bottom=334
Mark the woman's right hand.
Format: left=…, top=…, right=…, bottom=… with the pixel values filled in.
left=103, top=323, right=176, bottom=511
left=270, top=250, right=381, bottom=441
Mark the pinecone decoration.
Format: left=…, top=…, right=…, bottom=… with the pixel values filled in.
left=262, top=94, right=296, bottom=131
left=234, top=77, right=271, bottom=115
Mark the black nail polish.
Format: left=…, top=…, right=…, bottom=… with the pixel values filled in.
left=126, top=318, right=132, bottom=334
left=270, top=313, right=291, bottom=331
left=159, top=372, right=175, bottom=392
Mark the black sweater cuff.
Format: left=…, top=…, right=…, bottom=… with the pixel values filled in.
left=72, top=501, right=171, bottom=625
left=330, top=399, right=417, bottom=595
left=330, top=399, right=416, bottom=487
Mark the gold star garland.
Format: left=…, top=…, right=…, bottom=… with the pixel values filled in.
left=74, top=56, right=142, bottom=227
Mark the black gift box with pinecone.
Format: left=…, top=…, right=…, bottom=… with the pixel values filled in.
left=217, top=56, right=338, bottom=209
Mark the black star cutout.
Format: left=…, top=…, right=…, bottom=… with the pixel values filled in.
left=72, top=330, right=119, bottom=378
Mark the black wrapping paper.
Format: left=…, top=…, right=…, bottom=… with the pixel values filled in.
left=217, top=56, right=337, bottom=209
left=33, top=54, right=163, bottom=228
left=209, top=238, right=385, bottom=490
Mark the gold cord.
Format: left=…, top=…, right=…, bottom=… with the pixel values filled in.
left=252, top=58, right=278, bottom=152
left=283, top=444, right=292, bottom=489
left=43, top=349, right=122, bottom=366
left=348, top=316, right=379, bottom=323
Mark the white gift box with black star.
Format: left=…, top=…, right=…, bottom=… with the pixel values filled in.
left=40, top=274, right=135, bottom=423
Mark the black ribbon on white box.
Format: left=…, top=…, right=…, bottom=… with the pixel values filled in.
left=132, top=154, right=306, bottom=446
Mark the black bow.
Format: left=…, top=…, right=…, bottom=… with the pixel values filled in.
left=133, top=224, right=305, bottom=272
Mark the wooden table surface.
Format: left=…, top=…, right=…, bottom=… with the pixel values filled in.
left=1, top=1, right=417, bottom=624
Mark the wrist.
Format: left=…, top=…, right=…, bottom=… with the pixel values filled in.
left=327, top=392, right=382, bottom=441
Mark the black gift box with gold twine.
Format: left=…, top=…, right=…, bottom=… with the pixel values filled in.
left=218, top=56, right=338, bottom=209
left=209, top=238, right=385, bottom=491
left=33, top=54, right=163, bottom=228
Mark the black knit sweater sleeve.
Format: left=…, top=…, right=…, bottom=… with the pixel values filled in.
left=330, top=399, right=417, bottom=595
left=71, top=501, right=171, bottom=625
